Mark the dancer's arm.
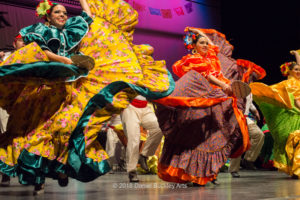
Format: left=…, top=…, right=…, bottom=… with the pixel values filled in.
left=295, top=99, right=300, bottom=110
left=207, top=74, right=232, bottom=95
left=290, top=50, right=300, bottom=65
left=289, top=50, right=300, bottom=109
left=0, top=51, right=4, bottom=62
left=187, top=27, right=214, bottom=45
left=44, top=50, right=72, bottom=64
left=79, top=0, right=92, bottom=17
left=250, top=103, right=260, bottom=121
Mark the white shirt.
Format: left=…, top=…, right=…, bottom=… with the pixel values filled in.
left=244, top=94, right=257, bottom=125
left=2, top=52, right=12, bottom=61
left=134, top=95, right=147, bottom=101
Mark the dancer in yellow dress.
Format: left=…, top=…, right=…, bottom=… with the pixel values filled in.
left=250, top=50, right=300, bottom=178
left=0, top=0, right=174, bottom=194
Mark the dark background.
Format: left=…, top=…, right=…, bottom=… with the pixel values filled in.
left=220, top=0, right=300, bottom=84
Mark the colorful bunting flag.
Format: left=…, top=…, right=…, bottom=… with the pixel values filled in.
left=149, top=7, right=161, bottom=16
left=161, top=9, right=172, bottom=19
left=127, top=1, right=193, bottom=18
left=174, top=7, right=185, bottom=16
left=184, top=2, right=193, bottom=14
left=133, top=1, right=146, bottom=12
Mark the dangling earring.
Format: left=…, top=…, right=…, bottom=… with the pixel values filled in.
left=192, top=49, right=197, bottom=55
left=45, top=21, right=50, bottom=27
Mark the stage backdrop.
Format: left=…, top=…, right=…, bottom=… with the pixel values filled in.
left=0, top=0, right=221, bottom=78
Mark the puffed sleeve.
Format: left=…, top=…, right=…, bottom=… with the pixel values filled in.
left=63, top=11, right=94, bottom=52
left=80, top=11, right=93, bottom=25
left=172, top=54, right=214, bottom=78
left=172, top=55, right=191, bottom=78
left=19, top=23, right=50, bottom=51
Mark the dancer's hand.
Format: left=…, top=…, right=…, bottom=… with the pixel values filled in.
left=222, top=84, right=233, bottom=96
left=61, top=57, right=73, bottom=65
left=254, top=110, right=261, bottom=121
left=185, top=27, right=214, bottom=45
left=0, top=51, right=5, bottom=61
left=186, top=27, right=198, bottom=33
left=105, top=103, right=115, bottom=111
left=44, top=50, right=72, bottom=65
left=295, top=99, right=300, bottom=110
left=79, top=0, right=92, bottom=17
left=186, top=27, right=204, bottom=36
left=290, top=50, right=297, bottom=56
left=290, top=50, right=300, bottom=64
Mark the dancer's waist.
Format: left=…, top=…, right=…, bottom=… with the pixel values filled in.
left=130, top=99, right=148, bottom=108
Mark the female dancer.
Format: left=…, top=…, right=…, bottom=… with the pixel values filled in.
left=155, top=27, right=265, bottom=186
left=250, top=50, right=300, bottom=178
left=0, top=0, right=173, bottom=194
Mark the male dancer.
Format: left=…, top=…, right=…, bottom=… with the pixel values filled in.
left=121, top=95, right=163, bottom=182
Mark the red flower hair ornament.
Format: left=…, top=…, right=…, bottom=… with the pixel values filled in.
left=280, top=62, right=293, bottom=77
left=36, top=0, right=57, bottom=19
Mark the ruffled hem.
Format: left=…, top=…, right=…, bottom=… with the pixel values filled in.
left=83, top=0, right=172, bottom=93
left=155, top=96, right=229, bottom=108
left=273, top=160, right=299, bottom=178
left=66, top=73, right=174, bottom=178
left=158, top=164, right=217, bottom=185
left=158, top=129, right=243, bottom=185
left=0, top=42, right=88, bottom=111
left=250, top=82, right=299, bottom=110
left=0, top=160, right=17, bottom=177
left=0, top=149, right=110, bottom=184
left=0, top=61, right=88, bottom=84
left=284, top=130, right=300, bottom=177
left=236, top=59, right=266, bottom=82
left=133, top=45, right=171, bottom=92
left=88, top=0, right=138, bottom=43
left=273, top=160, right=289, bottom=174
left=157, top=163, right=217, bottom=185
left=156, top=97, right=249, bottom=158
left=230, top=97, right=250, bottom=157
left=201, top=29, right=232, bottom=48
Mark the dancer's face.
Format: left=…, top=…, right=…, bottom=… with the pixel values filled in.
left=13, top=38, right=25, bottom=50
left=194, top=37, right=209, bottom=55
left=47, top=5, right=68, bottom=29
left=289, top=64, right=300, bottom=80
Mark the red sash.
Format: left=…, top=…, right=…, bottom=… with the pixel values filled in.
left=130, top=99, right=148, bottom=108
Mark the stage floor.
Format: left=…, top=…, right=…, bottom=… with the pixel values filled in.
left=0, top=170, right=299, bottom=200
